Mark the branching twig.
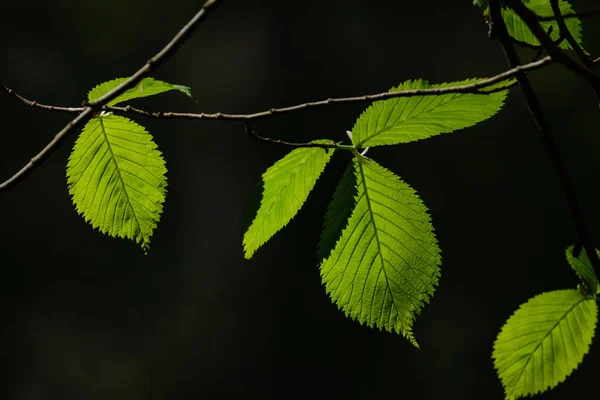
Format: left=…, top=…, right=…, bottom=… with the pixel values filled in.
left=489, top=0, right=600, bottom=274
left=549, top=0, right=600, bottom=102
left=506, top=0, right=600, bottom=91
left=243, top=121, right=351, bottom=150
left=6, top=55, right=600, bottom=123
left=2, top=80, right=517, bottom=120
left=10, top=55, right=598, bottom=123
left=0, top=0, right=223, bottom=193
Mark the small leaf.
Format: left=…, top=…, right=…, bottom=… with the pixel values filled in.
left=243, top=141, right=335, bottom=259
left=493, top=289, right=598, bottom=400
left=566, top=246, right=600, bottom=296
left=88, top=77, right=192, bottom=106
left=501, top=0, right=584, bottom=51
left=319, top=157, right=441, bottom=347
left=351, top=79, right=507, bottom=148
left=67, top=115, right=167, bottom=252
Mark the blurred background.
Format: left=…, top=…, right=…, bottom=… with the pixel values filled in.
left=1, top=0, right=600, bottom=399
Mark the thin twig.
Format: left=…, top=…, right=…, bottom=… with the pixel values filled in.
left=489, top=0, right=600, bottom=274
left=4, top=56, right=579, bottom=123
left=506, top=0, right=600, bottom=91
left=2, top=80, right=517, bottom=120
left=6, top=55, right=600, bottom=123
left=243, top=121, right=350, bottom=150
left=0, top=0, right=223, bottom=193
left=537, top=9, right=600, bottom=21
left=549, top=0, right=600, bottom=102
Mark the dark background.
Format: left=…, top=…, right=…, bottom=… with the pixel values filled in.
left=1, top=0, right=599, bottom=399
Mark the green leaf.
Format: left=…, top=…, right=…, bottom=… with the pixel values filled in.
left=243, top=141, right=335, bottom=259
left=493, top=289, right=598, bottom=400
left=566, top=246, right=600, bottom=296
left=87, top=77, right=192, bottom=106
left=319, top=157, right=441, bottom=347
left=67, top=115, right=167, bottom=252
left=502, top=0, right=584, bottom=51
left=350, top=79, right=507, bottom=148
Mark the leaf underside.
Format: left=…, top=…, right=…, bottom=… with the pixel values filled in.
left=243, top=141, right=335, bottom=259
left=87, top=77, right=192, bottom=106
left=566, top=246, right=600, bottom=295
left=350, top=79, right=507, bottom=148
left=319, top=157, right=441, bottom=347
left=493, top=289, right=598, bottom=400
left=501, top=0, right=584, bottom=51
left=67, top=115, right=167, bottom=252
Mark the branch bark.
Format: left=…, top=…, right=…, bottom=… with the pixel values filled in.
left=548, top=0, right=600, bottom=102
left=489, top=0, right=600, bottom=274
left=10, top=54, right=600, bottom=123
left=0, top=0, right=223, bottom=193
left=506, top=0, right=600, bottom=91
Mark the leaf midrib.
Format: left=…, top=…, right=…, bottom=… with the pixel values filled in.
left=357, top=158, right=401, bottom=329
left=99, top=116, right=145, bottom=244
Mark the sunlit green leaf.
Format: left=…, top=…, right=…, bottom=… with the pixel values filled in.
left=88, top=77, right=192, bottom=106
left=493, top=289, right=597, bottom=400
left=319, top=157, right=441, bottom=347
left=501, top=0, right=584, bottom=51
left=243, top=141, right=335, bottom=259
left=67, top=115, right=167, bottom=252
left=351, top=79, right=507, bottom=148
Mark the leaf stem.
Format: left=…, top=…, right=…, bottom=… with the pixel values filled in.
left=243, top=121, right=355, bottom=150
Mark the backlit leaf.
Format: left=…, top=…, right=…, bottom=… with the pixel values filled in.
left=67, top=115, right=167, bottom=252
left=319, top=157, right=441, bottom=347
left=501, top=0, right=584, bottom=51
left=351, top=79, right=507, bottom=148
left=88, top=77, right=192, bottom=106
left=493, top=289, right=597, bottom=400
left=243, top=141, right=335, bottom=259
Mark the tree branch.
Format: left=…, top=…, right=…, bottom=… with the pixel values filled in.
left=10, top=54, right=600, bottom=123
left=489, top=0, right=600, bottom=274
left=0, top=0, right=223, bottom=193
left=506, top=0, right=600, bottom=92
left=243, top=121, right=352, bottom=150
left=548, top=0, right=600, bottom=102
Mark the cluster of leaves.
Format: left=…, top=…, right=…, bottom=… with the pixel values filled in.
left=61, top=0, right=596, bottom=399
left=242, top=79, right=507, bottom=347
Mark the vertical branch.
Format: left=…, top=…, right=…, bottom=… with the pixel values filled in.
left=548, top=0, right=600, bottom=102
left=506, top=0, right=600, bottom=89
left=488, top=0, right=600, bottom=273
